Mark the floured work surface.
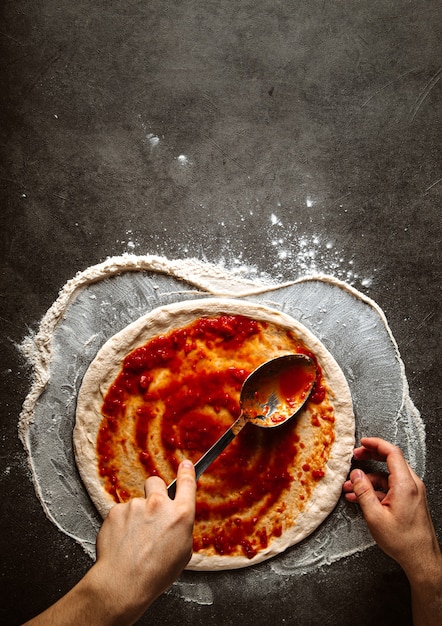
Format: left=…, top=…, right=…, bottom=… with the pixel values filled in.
left=19, top=257, right=425, bottom=601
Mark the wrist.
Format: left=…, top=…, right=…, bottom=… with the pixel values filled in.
left=83, top=562, right=158, bottom=626
left=402, top=547, right=442, bottom=588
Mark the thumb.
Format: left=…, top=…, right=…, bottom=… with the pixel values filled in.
left=350, top=469, right=383, bottom=524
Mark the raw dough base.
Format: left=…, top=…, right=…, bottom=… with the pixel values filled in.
left=74, top=298, right=355, bottom=570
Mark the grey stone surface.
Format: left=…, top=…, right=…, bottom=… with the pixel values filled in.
left=1, top=1, right=441, bottom=624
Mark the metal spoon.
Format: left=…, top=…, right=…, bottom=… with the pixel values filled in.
left=167, top=354, right=317, bottom=498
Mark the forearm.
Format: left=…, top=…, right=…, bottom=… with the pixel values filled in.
left=405, top=551, right=442, bottom=626
left=22, top=567, right=153, bottom=626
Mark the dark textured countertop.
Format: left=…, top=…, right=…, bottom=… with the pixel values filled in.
left=1, top=2, right=441, bottom=624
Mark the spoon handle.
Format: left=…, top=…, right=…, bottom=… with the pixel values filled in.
left=167, top=414, right=246, bottom=499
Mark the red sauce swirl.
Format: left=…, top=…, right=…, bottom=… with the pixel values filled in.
left=96, top=314, right=334, bottom=559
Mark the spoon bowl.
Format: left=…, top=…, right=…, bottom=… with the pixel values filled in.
left=168, top=354, right=317, bottom=498
left=241, top=354, right=317, bottom=428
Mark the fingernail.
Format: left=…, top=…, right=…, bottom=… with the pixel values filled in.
left=351, top=469, right=364, bottom=483
left=181, top=460, right=193, bottom=469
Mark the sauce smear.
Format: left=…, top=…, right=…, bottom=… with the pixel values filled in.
left=96, top=314, right=335, bottom=559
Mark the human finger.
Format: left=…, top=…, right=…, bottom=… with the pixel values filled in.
left=352, top=438, right=398, bottom=462
left=345, top=490, right=386, bottom=504
left=358, top=438, right=415, bottom=484
left=344, top=471, right=388, bottom=491
left=352, top=445, right=377, bottom=462
left=366, top=471, right=389, bottom=493
left=354, top=437, right=397, bottom=462
left=144, top=475, right=167, bottom=498
left=347, top=468, right=385, bottom=524
left=343, top=471, right=389, bottom=502
left=174, top=460, right=196, bottom=508
left=359, top=437, right=403, bottom=462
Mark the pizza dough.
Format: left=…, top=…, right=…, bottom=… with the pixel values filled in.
left=74, top=298, right=355, bottom=570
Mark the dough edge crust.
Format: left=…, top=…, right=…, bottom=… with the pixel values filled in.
left=74, top=297, right=355, bottom=570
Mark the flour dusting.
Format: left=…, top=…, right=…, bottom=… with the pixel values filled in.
left=171, top=581, right=214, bottom=605
left=18, top=255, right=425, bottom=607
left=114, top=206, right=376, bottom=290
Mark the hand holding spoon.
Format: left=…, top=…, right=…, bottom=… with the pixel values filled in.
left=167, top=354, right=317, bottom=498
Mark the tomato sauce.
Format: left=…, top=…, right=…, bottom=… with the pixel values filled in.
left=96, top=314, right=333, bottom=559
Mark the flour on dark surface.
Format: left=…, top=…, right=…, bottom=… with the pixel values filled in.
left=18, top=255, right=424, bottom=605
